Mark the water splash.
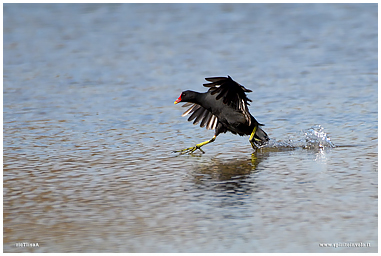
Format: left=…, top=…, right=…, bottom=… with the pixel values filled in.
left=302, top=125, right=335, bottom=149
left=265, top=125, right=335, bottom=150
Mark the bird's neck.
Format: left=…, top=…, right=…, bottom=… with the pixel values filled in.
left=189, top=91, right=206, bottom=105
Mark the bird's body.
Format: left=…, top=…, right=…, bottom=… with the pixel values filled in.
left=174, top=76, right=269, bottom=154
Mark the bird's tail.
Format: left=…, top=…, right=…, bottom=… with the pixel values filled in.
left=254, top=126, right=270, bottom=146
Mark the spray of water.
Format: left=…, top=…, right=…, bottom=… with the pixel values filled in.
left=264, top=125, right=335, bottom=150
left=302, top=125, right=335, bottom=149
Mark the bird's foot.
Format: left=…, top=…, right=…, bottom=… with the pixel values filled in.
left=251, top=137, right=268, bottom=150
left=251, top=139, right=265, bottom=150
left=174, top=145, right=205, bottom=155
left=250, top=141, right=258, bottom=150
left=174, top=136, right=216, bottom=155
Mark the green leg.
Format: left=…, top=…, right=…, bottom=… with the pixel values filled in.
left=249, top=125, right=258, bottom=149
left=175, top=135, right=216, bottom=155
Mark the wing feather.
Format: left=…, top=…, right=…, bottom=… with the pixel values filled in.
left=188, top=105, right=204, bottom=122
left=193, top=108, right=207, bottom=125
left=182, top=103, right=200, bottom=117
left=209, top=115, right=218, bottom=130
left=182, top=102, right=193, bottom=108
left=200, top=110, right=212, bottom=128
left=180, top=103, right=218, bottom=130
left=203, top=75, right=253, bottom=125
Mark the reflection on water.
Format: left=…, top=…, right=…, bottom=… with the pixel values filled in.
left=192, top=153, right=267, bottom=194
left=4, top=3, right=377, bottom=253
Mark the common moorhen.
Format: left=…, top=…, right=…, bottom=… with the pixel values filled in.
left=174, top=76, right=269, bottom=154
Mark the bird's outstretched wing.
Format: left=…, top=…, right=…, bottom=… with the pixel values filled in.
left=203, top=75, right=252, bottom=125
left=181, top=102, right=218, bottom=130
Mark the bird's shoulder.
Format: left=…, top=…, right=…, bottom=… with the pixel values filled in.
left=203, top=76, right=252, bottom=124
left=203, top=75, right=252, bottom=107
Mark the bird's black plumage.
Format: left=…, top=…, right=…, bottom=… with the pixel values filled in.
left=174, top=76, right=269, bottom=154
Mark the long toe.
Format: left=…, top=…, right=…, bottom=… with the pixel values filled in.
left=250, top=141, right=258, bottom=150
left=175, top=146, right=205, bottom=155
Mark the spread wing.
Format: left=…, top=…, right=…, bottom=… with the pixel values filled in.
left=181, top=102, right=218, bottom=130
left=203, top=75, right=253, bottom=125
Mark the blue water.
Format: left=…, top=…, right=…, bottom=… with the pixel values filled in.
left=3, top=3, right=377, bottom=252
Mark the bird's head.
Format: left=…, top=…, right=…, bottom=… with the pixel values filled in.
left=174, top=90, right=196, bottom=104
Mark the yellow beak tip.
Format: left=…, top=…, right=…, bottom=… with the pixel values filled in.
left=174, top=101, right=178, bottom=104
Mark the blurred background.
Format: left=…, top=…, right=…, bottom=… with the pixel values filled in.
left=3, top=3, right=377, bottom=252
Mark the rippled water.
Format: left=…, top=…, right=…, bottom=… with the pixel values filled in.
left=4, top=3, right=377, bottom=252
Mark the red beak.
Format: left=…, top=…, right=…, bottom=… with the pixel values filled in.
left=174, top=95, right=182, bottom=104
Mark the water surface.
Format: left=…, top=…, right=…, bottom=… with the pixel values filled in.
left=3, top=3, right=377, bottom=252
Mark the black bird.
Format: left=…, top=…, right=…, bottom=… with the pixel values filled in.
left=174, top=76, right=269, bottom=154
